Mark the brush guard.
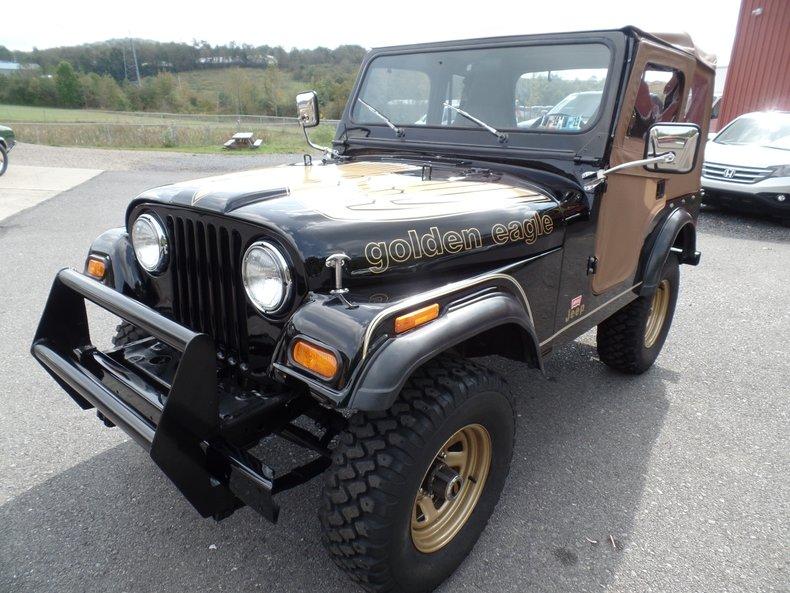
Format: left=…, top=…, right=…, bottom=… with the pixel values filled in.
left=31, top=268, right=336, bottom=522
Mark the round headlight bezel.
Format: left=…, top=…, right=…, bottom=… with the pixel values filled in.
left=241, top=240, right=293, bottom=315
left=131, top=213, right=168, bottom=274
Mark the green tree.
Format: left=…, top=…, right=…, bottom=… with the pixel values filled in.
left=260, top=67, right=286, bottom=116
left=81, top=73, right=129, bottom=110
left=55, top=61, right=83, bottom=107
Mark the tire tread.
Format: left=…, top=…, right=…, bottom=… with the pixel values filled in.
left=112, top=322, right=147, bottom=347
left=319, top=355, right=512, bottom=592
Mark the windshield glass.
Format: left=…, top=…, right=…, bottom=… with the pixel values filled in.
left=352, top=43, right=611, bottom=135
left=714, top=113, right=790, bottom=147
left=549, top=91, right=603, bottom=117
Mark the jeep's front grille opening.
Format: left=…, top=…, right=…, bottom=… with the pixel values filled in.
left=166, top=215, right=248, bottom=359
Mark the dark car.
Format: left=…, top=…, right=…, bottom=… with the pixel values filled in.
left=518, top=90, right=603, bottom=129
left=0, top=124, right=15, bottom=176
left=31, top=27, right=713, bottom=593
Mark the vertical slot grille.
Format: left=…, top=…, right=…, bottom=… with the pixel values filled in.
left=166, top=215, right=246, bottom=358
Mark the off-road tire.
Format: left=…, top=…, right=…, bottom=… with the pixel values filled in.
left=112, top=322, right=148, bottom=347
left=319, top=355, right=515, bottom=593
left=597, top=255, right=680, bottom=374
left=0, top=145, right=7, bottom=177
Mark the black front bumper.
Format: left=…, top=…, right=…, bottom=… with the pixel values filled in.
left=31, top=269, right=328, bottom=522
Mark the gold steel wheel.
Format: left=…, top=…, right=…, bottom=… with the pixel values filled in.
left=644, top=279, right=670, bottom=348
left=411, top=423, right=492, bottom=553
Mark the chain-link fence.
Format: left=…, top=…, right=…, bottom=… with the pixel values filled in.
left=12, top=120, right=337, bottom=151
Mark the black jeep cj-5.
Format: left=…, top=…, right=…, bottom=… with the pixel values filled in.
left=32, top=27, right=713, bottom=593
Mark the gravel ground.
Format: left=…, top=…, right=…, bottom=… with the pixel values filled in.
left=0, top=145, right=787, bottom=593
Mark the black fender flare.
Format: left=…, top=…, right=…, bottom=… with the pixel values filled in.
left=347, top=291, right=540, bottom=411
left=639, top=207, right=700, bottom=296
left=87, top=227, right=150, bottom=300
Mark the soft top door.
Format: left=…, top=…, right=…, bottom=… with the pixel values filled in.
left=591, top=38, right=711, bottom=295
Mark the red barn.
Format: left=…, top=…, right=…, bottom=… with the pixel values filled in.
left=716, top=0, right=790, bottom=128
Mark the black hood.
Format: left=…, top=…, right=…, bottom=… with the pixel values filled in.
left=128, top=159, right=566, bottom=287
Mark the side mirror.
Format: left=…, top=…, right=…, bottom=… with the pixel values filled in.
left=645, top=123, right=701, bottom=174
left=296, top=91, right=320, bottom=128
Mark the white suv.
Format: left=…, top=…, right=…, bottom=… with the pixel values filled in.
left=701, top=111, right=790, bottom=224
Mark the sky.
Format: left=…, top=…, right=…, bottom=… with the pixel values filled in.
left=4, top=0, right=742, bottom=66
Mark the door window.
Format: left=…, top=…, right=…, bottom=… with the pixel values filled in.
left=627, top=64, right=684, bottom=139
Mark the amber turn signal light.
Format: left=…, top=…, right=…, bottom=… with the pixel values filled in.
left=86, top=256, right=107, bottom=280
left=291, top=339, right=339, bottom=379
left=394, top=303, right=440, bottom=334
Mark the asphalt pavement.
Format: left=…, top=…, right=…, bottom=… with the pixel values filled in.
left=0, top=145, right=787, bottom=593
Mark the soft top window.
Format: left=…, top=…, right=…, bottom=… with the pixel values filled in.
left=352, top=43, right=611, bottom=135
left=627, top=64, right=685, bottom=139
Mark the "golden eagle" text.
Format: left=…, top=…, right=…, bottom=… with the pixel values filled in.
left=364, top=212, right=554, bottom=273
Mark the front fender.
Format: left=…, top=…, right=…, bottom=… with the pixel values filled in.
left=86, top=227, right=150, bottom=301
left=348, top=292, right=539, bottom=411
left=272, top=271, right=540, bottom=411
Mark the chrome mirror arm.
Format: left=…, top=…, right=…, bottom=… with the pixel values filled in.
left=300, top=125, right=339, bottom=159
left=582, top=152, right=675, bottom=190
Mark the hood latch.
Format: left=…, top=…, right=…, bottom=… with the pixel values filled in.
left=325, top=253, right=357, bottom=309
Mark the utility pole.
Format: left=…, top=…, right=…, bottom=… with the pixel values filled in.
left=130, top=37, right=141, bottom=86
left=123, top=37, right=141, bottom=86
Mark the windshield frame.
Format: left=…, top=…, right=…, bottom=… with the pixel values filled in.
left=337, top=31, right=629, bottom=164
left=348, top=40, right=616, bottom=137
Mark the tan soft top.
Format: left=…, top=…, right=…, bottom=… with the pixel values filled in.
left=643, top=30, right=717, bottom=70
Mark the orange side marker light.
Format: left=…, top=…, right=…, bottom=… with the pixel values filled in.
left=292, top=339, right=339, bottom=379
left=86, top=256, right=107, bottom=280
left=394, top=303, right=440, bottom=334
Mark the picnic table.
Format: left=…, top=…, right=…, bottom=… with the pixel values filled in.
left=223, top=132, right=263, bottom=149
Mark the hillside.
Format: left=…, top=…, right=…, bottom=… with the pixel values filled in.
left=0, top=40, right=364, bottom=119
left=176, top=68, right=307, bottom=115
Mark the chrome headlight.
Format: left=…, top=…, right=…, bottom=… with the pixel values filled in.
left=242, top=241, right=292, bottom=314
left=131, top=214, right=168, bottom=273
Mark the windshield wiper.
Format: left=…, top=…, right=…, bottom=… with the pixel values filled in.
left=443, top=102, right=508, bottom=143
left=357, top=99, right=405, bottom=137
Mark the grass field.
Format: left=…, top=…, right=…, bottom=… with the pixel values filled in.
left=0, top=104, right=161, bottom=124
left=0, top=104, right=336, bottom=153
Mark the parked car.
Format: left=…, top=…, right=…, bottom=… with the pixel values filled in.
left=518, top=90, right=603, bottom=130
left=31, top=27, right=712, bottom=593
left=0, top=124, right=16, bottom=176
left=702, top=111, right=790, bottom=224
